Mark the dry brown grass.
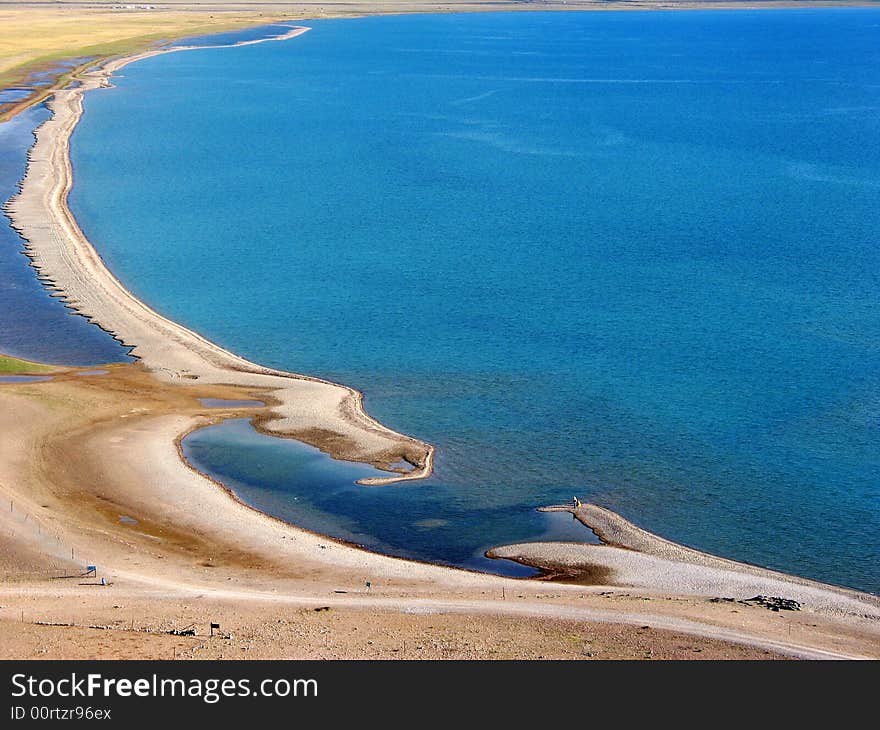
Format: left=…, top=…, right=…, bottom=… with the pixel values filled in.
left=0, top=7, right=290, bottom=88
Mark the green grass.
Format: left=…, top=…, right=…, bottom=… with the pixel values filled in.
left=0, top=355, right=56, bottom=374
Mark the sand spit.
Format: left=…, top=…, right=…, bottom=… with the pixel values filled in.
left=489, top=504, right=880, bottom=619
left=4, top=24, right=433, bottom=485
left=1, top=368, right=878, bottom=660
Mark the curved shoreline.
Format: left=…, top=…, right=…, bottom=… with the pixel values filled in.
left=488, top=504, right=880, bottom=616
left=1, top=18, right=878, bottom=651
left=0, top=365, right=877, bottom=659
left=4, top=24, right=435, bottom=486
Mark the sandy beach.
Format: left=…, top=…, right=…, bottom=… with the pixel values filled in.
left=1, top=4, right=879, bottom=660
left=491, top=506, right=880, bottom=617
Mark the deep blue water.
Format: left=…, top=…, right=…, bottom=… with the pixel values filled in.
left=68, top=11, right=879, bottom=591
left=0, top=104, right=128, bottom=365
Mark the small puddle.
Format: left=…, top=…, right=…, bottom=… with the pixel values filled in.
left=118, top=515, right=138, bottom=525
left=75, top=369, right=110, bottom=377
left=198, top=398, right=265, bottom=409
left=0, top=375, right=53, bottom=383
left=0, top=88, right=33, bottom=103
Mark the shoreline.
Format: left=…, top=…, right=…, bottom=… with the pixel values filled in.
left=0, top=363, right=877, bottom=658
left=0, top=10, right=321, bottom=124
left=490, top=505, right=879, bottom=615
left=5, top=24, right=436, bottom=486
left=1, top=10, right=878, bottom=658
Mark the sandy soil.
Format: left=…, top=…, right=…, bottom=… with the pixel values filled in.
left=0, top=590, right=786, bottom=660
left=490, top=506, right=880, bottom=618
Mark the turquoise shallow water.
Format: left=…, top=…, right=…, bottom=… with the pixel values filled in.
left=67, top=11, right=879, bottom=590
left=0, top=105, right=129, bottom=365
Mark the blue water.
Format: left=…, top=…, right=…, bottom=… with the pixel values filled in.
left=0, top=104, right=129, bottom=365
left=68, top=11, right=879, bottom=591
left=0, top=89, right=33, bottom=103
left=0, top=375, right=53, bottom=383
